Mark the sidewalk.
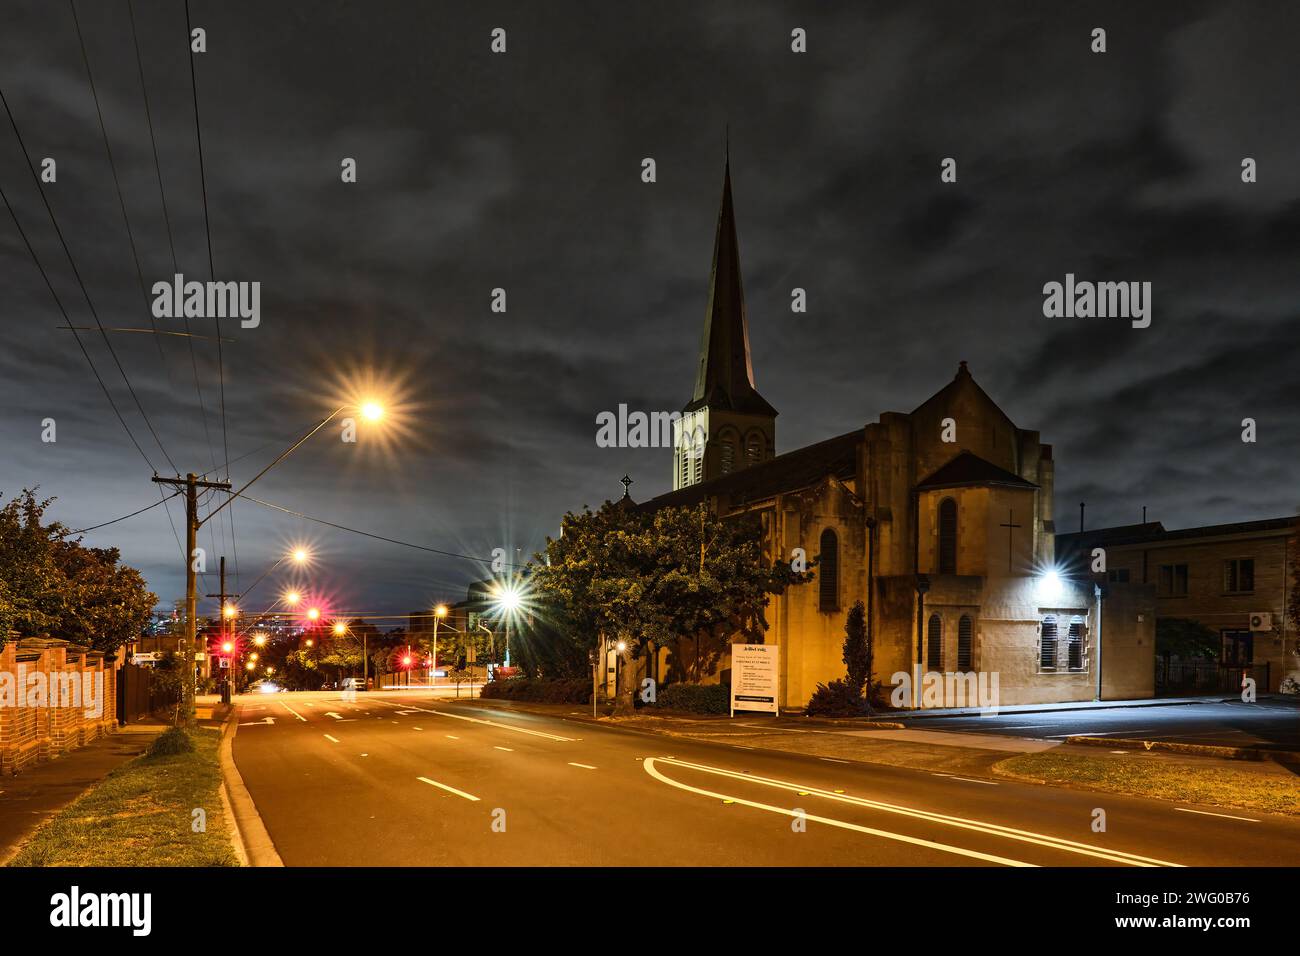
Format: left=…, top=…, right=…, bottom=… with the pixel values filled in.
left=889, top=693, right=1250, bottom=719
left=0, top=704, right=231, bottom=863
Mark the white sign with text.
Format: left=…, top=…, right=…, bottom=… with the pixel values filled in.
left=730, top=643, right=779, bottom=716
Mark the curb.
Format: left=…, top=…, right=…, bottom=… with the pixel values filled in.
left=218, top=709, right=283, bottom=867
left=1065, top=734, right=1300, bottom=765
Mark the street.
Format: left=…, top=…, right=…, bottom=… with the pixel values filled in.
left=230, top=691, right=1300, bottom=867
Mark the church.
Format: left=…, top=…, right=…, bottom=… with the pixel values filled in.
left=638, top=157, right=1155, bottom=711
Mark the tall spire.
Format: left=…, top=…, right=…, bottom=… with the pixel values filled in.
left=683, top=150, right=777, bottom=417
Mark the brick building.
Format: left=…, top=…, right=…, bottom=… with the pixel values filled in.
left=1058, top=517, right=1299, bottom=694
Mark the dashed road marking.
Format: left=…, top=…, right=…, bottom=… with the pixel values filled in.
left=568, top=762, right=597, bottom=770
left=417, top=776, right=480, bottom=802
left=1175, top=807, right=1260, bottom=822
left=323, top=734, right=340, bottom=743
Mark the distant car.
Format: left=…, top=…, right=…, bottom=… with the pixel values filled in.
left=342, top=677, right=369, bottom=692
left=248, top=680, right=283, bottom=694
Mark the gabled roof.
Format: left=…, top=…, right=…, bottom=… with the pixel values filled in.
left=915, top=451, right=1037, bottom=491
left=910, top=361, right=1017, bottom=432
left=639, top=429, right=860, bottom=512
left=682, top=155, right=778, bottom=418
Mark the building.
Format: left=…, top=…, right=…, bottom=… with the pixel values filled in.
left=1058, top=517, right=1298, bottom=693
left=638, top=156, right=1155, bottom=710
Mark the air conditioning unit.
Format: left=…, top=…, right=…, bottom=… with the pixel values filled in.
left=1249, top=612, right=1272, bottom=632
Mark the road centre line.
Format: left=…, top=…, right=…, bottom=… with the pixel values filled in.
left=404, top=705, right=576, bottom=742
left=323, top=734, right=340, bottom=743
left=644, top=757, right=1183, bottom=867
left=494, top=746, right=514, bottom=752
left=642, top=758, right=1033, bottom=866
left=417, top=776, right=480, bottom=801
left=568, top=762, right=597, bottom=769
left=950, top=777, right=999, bottom=786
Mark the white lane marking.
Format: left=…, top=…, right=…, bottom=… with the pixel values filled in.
left=647, top=757, right=1184, bottom=868
left=417, top=776, right=480, bottom=801
left=403, top=705, right=577, bottom=741
left=950, top=776, right=999, bottom=786
left=324, top=712, right=344, bottom=720
left=820, top=757, right=851, bottom=764
left=279, top=702, right=307, bottom=722
left=413, top=727, right=423, bottom=731
left=494, top=746, right=514, bottom=752
left=1174, top=807, right=1260, bottom=822
left=568, top=762, right=597, bottom=770
left=643, top=758, right=1033, bottom=867
left=239, top=717, right=276, bottom=726
left=396, top=710, right=419, bottom=715
left=323, top=734, right=340, bottom=743
left=445, top=734, right=459, bottom=740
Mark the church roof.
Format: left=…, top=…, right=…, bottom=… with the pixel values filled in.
left=682, top=155, right=778, bottom=418
left=915, top=451, right=1037, bottom=491
left=639, top=428, right=860, bottom=512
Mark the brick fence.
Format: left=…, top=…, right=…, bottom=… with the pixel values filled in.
left=0, top=635, right=122, bottom=776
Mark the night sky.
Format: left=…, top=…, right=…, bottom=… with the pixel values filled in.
left=2, top=1, right=1298, bottom=621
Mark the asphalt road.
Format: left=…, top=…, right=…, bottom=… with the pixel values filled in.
left=230, top=690, right=1300, bottom=867
left=894, top=699, right=1300, bottom=751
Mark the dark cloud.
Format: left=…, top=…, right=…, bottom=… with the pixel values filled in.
left=2, top=0, right=1297, bottom=618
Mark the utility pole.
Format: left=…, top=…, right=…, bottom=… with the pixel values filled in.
left=154, top=473, right=232, bottom=725
left=206, top=556, right=239, bottom=704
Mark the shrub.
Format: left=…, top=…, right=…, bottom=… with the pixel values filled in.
left=146, top=726, right=194, bottom=758
left=479, top=677, right=591, bottom=704
left=804, top=679, right=866, bottom=717
left=653, top=682, right=730, bottom=715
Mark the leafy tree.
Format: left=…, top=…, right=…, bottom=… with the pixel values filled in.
left=530, top=500, right=813, bottom=707
left=842, top=601, right=869, bottom=693
left=0, top=490, right=156, bottom=653
left=1155, top=617, right=1219, bottom=663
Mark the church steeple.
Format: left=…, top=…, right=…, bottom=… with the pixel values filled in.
left=674, top=150, right=778, bottom=490
left=684, top=153, right=777, bottom=418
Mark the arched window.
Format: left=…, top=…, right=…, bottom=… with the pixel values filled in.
left=1040, top=614, right=1058, bottom=670
left=957, top=615, right=973, bottom=672
left=818, top=528, right=839, bottom=612
left=1067, top=615, right=1085, bottom=671
left=719, top=439, right=736, bottom=475
left=744, top=430, right=765, bottom=466
left=938, top=498, right=958, bottom=574
left=926, top=613, right=942, bottom=671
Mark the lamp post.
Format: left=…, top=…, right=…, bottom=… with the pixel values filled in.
left=432, top=604, right=448, bottom=692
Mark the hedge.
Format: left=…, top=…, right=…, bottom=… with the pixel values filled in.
left=652, top=682, right=730, bottom=714
left=479, top=676, right=592, bottom=704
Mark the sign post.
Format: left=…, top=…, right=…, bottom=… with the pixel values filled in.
left=730, top=644, right=780, bottom=717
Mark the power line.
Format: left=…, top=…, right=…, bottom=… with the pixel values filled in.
left=0, top=85, right=170, bottom=474
left=68, top=0, right=178, bottom=474
left=182, top=0, right=238, bottom=589
left=0, top=178, right=157, bottom=471
left=128, top=0, right=223, bottom=490
left=69, top=490, right=181, bottom=534
left=238, top=493, right=523, bottom=569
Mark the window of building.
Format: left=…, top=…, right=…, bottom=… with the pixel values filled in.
left=926, top=614, right=942, bottom=671
left=818, top=528, right=839, bottom=612
left=1157, top=563, right=1188, bottom=596
left=745, top=433, right=764, bottom=466
left=1067, top=615, right=1085, bottom=671
left=1039, top=614, right=1058, bottom=670
left=1107, top=568, right=1130, bottom=583
left=719, top=439, right=735, bottom=475
left=938, top=498, right=958, bottom=574
left=957, top=615, right=973, bottom=672
left=1223, top=558, right=1255, bottom=594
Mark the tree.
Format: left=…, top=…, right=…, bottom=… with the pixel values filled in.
left=530, top=500, right=813, bottom=708
left=1155, top=617, right=1219, bottom=664
left=0, top=490, right=156, bottom=653
left=842, top=600, right=870, bottom=694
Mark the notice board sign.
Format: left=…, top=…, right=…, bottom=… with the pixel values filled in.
left=730, top=643, right=779, bottom=716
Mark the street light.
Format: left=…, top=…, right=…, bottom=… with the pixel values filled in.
left=332, top=621, right=347, bottom=636
left=285, top=591, right=301, bottom=606
left=430, top=604, right=448, bottom=689
left=252, top=633, right=267, bottom=647
left=307, top=607, right=321, bottom=621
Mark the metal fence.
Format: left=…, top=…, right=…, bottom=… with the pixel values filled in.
left=1155, top=658, right=1269, bottom=696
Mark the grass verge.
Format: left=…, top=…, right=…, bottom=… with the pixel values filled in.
left=8, top=728, right=238, bottom=866
left=993, top=750, right=1300, bottom=816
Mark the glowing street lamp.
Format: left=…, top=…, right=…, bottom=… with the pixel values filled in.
left=305, top=638, right=314, bottom=648
left=333, top=621, right=347, bottom=636
left=292, top=547, right=310, bottom=564
left=285, top=591, right=302, bottom=606
left=221, top=640, right=234, bottom=654
left=307, top=607, right=321, bottom=622
left=253, top=633, right=268, bottom=647
left=223, top=604, right=237, bottom=619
